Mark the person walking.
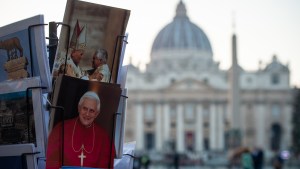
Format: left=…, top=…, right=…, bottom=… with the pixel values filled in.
left=141, top=154, right=150, bottom=169
left=252, top=147, right=264, bottom=169
left=241, top=147, right=254, bottom=169
left=271, top=150, right=284, bottom=169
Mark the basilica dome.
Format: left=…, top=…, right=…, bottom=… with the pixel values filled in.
left=151, top=1, right=213, bottom=56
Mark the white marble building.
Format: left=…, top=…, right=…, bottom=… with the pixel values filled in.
left=124, top=1, right=293, bottom=154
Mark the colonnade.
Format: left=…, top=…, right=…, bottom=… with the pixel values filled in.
left=135, top=102, right=226, bottom=152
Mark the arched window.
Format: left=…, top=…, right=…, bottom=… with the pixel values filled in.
left=271, top=73, right=280, bottom=85
left=270, top=123, right=282, bottom=151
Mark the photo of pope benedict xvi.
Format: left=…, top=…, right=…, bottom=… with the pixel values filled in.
left=46, top=91, right=115, bottom=169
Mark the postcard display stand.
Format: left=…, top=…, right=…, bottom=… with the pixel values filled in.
left=0, top=15, right=51, bottom=169
left=0, top=4, right=135, bottom=169
left=0, top=18, right=134, bottom=169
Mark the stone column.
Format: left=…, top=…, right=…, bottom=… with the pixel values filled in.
left=283, top=105, right=292, bottom=150
left=155, top=103, right=162, bottom=150
left=163, top=103, right=170, bottom=144
left=196, top=104, right=203, bottom=151
left=217, top=104, right=225, bottom=150
left=176, top=103, right=184, bottom=152
left=136, top=103, right=144, bottom=149
left=255, top=103, right=265, bottom=147
left=209, top=103, right=217, bottom=150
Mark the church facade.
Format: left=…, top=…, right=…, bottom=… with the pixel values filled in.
left=124, top=1, right=293, bottom=155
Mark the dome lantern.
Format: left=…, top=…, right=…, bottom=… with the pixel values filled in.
left=175, top=0, right=187, bottom=18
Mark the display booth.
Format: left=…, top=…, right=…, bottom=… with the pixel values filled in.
left=0, top=0, right=134, bottom=168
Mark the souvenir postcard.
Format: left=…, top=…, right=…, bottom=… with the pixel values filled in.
left=0, top=15, right=51, bottom=92
left=47, top=75, right=121, bottom=168
left=117, top=65, right=128, bottom=90
left=117, top=34, right=128, bottom=83
left=52, top=0, right=130, bottom=84
left=0, top=77, right=48, bottom=157
left=0, top=143, right=38, bottom=169
left=114, top=141, right=136, bottom=169
left=114, top=88, right=127, bottom=159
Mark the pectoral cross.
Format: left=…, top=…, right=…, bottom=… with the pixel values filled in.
left=78, top=151, right=86, bottom=167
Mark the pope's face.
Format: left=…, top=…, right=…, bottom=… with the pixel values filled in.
left=78, top=98, right=99, bottom=127
left=71, top=49, right=84, bottom=65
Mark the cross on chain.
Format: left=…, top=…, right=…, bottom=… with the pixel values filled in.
left=78, top=150, right=86, bottom=167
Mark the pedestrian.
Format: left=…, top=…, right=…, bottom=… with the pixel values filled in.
left=241, top=147, right=254, bottom=169
left=271, top=151, right=284, bottom=169
left=252, top=147, right=264, bottom=169
left=173, top=152, right=180, bottom=169
left=141, top=154, right=151, bottom=169
left=133, top=156, right=141, bottom=169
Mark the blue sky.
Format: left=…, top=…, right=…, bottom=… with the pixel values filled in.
left=1, top=0, right=300, bottom=87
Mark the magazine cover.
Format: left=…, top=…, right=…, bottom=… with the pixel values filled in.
left=52, top=0, right=130, bottom=84
left=0, top=77, right=48, bottom=157
left=0, top=15, right=51, bottom=92
left=47, top=75, right=121, bottom=169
